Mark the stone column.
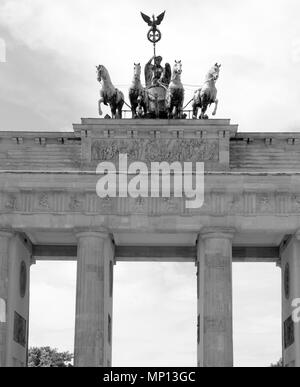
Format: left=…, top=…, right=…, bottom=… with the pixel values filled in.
left=0, top=228, right=13, bottom=367
left=0, top=231, right=32, bottom=368
left=197, top=227, right=235, bottom=367
left=74, top=229, right=114, bottom=367
left=280, top=231, right=300, bottom=367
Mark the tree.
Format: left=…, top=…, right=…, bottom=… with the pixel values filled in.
left=271, top=358, right=283, bottom=367
left=28, top=347, right=73, bottom=367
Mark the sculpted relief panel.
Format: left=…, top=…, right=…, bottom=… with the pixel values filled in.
left=91, top=139, right=219, bottom=164
left=0, top=190, right=299, bottom=217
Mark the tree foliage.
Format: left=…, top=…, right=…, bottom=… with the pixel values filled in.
left=28, top=347, right=73, bottom=367
left=271, top=358, right=283, bottom=367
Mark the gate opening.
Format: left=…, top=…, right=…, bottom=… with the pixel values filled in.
left=113, top=262, right=197, bottom=367
left=233, top=263, right=281, bottom=367
left=29, top=262, right=76, bottom=360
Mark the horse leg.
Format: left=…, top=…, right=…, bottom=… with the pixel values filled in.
left=172, top=101, right=179, bottom=119
left=178, top=99, right=184, bottom=119
left=98, top=98, right=104, bottom=116
left=212, top=99, right=219, bottom=116
left=137, top=96, right=143, bottom=118
left=120, top=100, right=125, bottom=119
left=137, top=102, right=143, bottom=118
left=111, top=105, right=117, bottom=119
left=179, top=106, right=183, bottom=119
left=129, top=92, right=136, bottom=118
left=116, top=101, right=124, bottom=119
left=143, top=92, right=148, bottom=117
left=192, top=103, right=198, bottom=120
left=168, top=102, right=174, bottom=119
left=174, top=105, right=178, bottom=119
left=173, top=105, right=177, bottom=119
left=169, top=94, right=177, bottom=119
left=142, top=101, right=147, bottom=117
left=199, top=101, right=205, bottom=119
left=200, top=104, right=208, bottom=120
left=199, top=107, right=204, bottom=119
left=199, top=94, right=209, bottom=119
left=131, top=103, right=137, bottom=119
left=129, top=97, right=135, bottom=118
left=116, top=107, right=121, bottom=119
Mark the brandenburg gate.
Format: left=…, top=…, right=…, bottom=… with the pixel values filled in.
left=1, top=9, right=300, bottom=369
left=0, top=118, right=300, bottom=367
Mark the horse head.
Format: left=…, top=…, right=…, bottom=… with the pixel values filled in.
left=96, top=65, right=104, bottom=82
left=207, top=63, right=221, bottom=82
left=96, top=64, right=110, bottom=83
left=174, top=60, right=182, bottom=75
left=133, top=63, right=141, bottom=79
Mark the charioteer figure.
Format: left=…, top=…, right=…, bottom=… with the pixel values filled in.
left=136, top=11, right=182, bottom=118
left=145, top=55, right=171, bottom=88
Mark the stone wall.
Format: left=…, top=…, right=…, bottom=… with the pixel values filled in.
left=0, top=132, right=81, bottom=171
left=230, top=133, right=300, bottom=171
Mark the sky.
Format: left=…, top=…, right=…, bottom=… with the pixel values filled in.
left=29, top=261, right=281, bottom=367
left=0, top=0, right=300, bottom=131
left=0, top=0, right=297, bottom=366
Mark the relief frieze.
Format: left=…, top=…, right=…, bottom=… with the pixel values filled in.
left=0, top=191, right=299, bottom=216
left=91, top=139, right=219, bottom=164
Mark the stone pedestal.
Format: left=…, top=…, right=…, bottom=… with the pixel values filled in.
left=73, top=118, right=238, bottom=172
left=197, top=227, right=235, bottom=367
left=281, top=231, right=300, bottom=367
left=74, top=229, right=114, bottom=367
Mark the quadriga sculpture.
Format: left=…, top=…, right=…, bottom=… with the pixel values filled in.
left=129, top=58, right=185, bottom=119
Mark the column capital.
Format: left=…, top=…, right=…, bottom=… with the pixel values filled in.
left=295, top=230, right=300, bottom=241
left=0, top=226, right=14, bottom=239
left=74, top=227, right=111, bottom=240
left=200, top=227, right=236, bottom=240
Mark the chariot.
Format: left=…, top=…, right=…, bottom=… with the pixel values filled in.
left=146, top=84, right=168, bottom=118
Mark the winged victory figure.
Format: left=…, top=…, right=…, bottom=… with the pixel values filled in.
left=140, top=11, right=166, bottom=28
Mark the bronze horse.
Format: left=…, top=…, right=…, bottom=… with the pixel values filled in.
left=129, top=63, right=148, bottom=118
left=166, top=60, right=184, bottom=119
left=96, top=65, right=124, bottom=119
left=192, top=63, right=221, bottom=119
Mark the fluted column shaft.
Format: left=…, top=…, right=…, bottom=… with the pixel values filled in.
left=0, top=229, right=13, bottom=368
left=74, top=230, right=110, bottom=367
left=197, top=227, right=235, bottom=367
left=281, top=231, right=300, bottom=367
